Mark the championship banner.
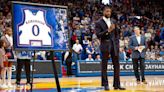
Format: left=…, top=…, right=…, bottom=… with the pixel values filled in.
left=12, top=2, right=69, bottom=50
left=76, top=60, right=164, bottom=76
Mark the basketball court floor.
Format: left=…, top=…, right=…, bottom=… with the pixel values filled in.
left=0, top=75, right=164, bottom=92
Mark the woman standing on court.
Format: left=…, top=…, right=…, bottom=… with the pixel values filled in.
left=0, top=39, right=13, bottom=88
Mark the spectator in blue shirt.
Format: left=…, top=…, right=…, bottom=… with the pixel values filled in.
left=160, top=27, right=164, bottom=40
left=86, top=41, right=95, bottom=58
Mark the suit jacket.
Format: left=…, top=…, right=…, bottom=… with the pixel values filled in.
left=129, top=35, right=147, bottom=59
left=95, top=18, right=120, bottom=56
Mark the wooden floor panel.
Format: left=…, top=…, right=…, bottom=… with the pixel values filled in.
left=0, top=76, right=164, bottom=92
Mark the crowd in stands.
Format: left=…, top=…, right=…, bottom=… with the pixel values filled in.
left=0, top=0, right=164, bottom=62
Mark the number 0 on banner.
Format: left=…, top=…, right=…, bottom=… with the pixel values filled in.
left=32, top=25, right=40, bottom=36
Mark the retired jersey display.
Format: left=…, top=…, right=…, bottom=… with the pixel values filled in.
left=12, top=2, right=68, bottom=50
left=19, top=10, right=52, bottom=46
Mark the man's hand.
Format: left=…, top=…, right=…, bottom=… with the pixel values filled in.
left=138, top=46, right=144, bottom=53
left=138, top=46, right=145, bottom=52
left=139, top=46, right=145, bottom=49
left=108, top=24, right=115, bottom=32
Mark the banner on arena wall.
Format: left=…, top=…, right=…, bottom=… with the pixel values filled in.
left=77, top=61, right=164, bottom=75
left=12, top=1, right=69, bottom=51
left=10, top=60, right=62, bottom=77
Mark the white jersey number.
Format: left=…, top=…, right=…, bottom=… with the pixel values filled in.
left=32, top=25, right=40, bottom=36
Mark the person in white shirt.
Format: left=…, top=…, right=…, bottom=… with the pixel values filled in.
left=1, top=27, right=14, bottom=59
left=85, top=54, right=94, bottom=61
left=72, top=39, right=83, bottom=62
left=95, top=54, right=102, bottom=61
left=0, top=40, right=13, bottom=88
left=0, top=28, right=14, bottom=88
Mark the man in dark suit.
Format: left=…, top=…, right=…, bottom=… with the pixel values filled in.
left=95, top=5, right=125, bottom=90
left=129, top=26, right=147, bottom=84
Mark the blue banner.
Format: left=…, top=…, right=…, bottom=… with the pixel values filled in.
left=76, top=60, right=164, bottom=76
